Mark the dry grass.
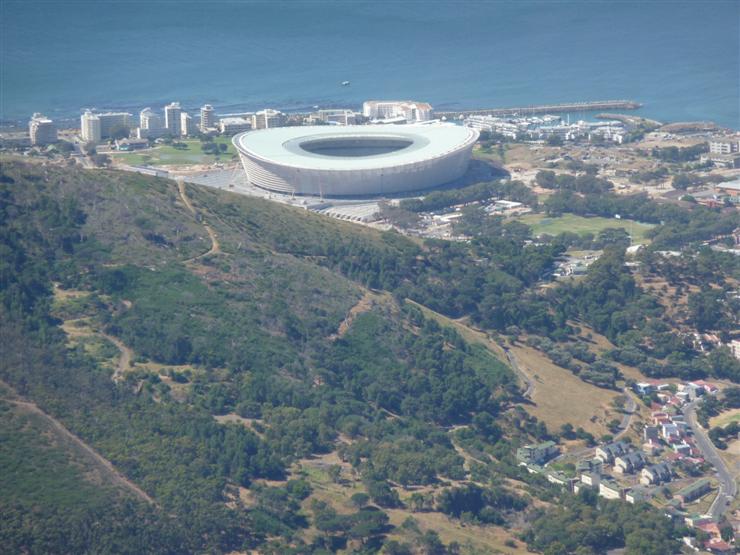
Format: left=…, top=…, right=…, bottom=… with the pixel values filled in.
left=709, top=409, right=740, bottom=429
left=508, top=343, right=620, bottom=436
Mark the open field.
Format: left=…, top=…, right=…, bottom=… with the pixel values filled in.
left=710, top=408, right=740, bottom=429
left=110, top=136, right=237, bottom=166
left=515, top=213, right=655, bottom=243
left=508, top=343, right=620, bottom=436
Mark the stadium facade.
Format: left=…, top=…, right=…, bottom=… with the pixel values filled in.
left=232, top=124, right=479, bottom=197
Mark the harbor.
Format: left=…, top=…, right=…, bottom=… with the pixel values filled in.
left=435, top=99, right=642, bottom=119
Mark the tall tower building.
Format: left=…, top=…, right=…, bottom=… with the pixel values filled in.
left=29, top=113, right=57, bottom=145
left=180, top=112, right=196, bottom=137
left=164, top=102, right=182, bottom=136
left=138, top=108, right=165, bottom=139
left=200, top=104, right=215, bottom=131
left=80, top=110, right=102, bottom=143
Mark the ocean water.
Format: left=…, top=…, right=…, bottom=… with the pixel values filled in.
left=1, top=0, right=738, bottom=128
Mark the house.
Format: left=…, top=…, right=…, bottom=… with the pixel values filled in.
left=115, top=137, right=149, bottom=151
left=675, top=478, right=712, bottom=504
left=662, top=423, right=681, bottom=441
left=599, top=480, right=624, bottom=500
left=595, top=441, right=629, bottom=463
left=546, top=471, right=577, bottom=491
left=672, top=442, right=692, bottom=456
left=684, top=513, right=714, bottom=528
left=652, top=412, right=671, bottom=425
left=640, top=462, right=673, bottom=485
left=581, top=472, right=600, bottom=487
left=643, top=426, right=660, bottom=442
left=705, top=539, right=734, bottom=554
left=516, top=441, right=559, bottom=465
left=614, top=451, right=648, bottom=474
left=634, top=382, right=654, bottom=396
left=691, top=380, right=719, bottom=395
left=576, top=458, right=603, bottom=476
left=625, top=486, right=653, bottom=504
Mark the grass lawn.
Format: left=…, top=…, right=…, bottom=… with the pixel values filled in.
left=516, top=213, right=655, bottom=243
left=111, top=136, right=237, bottom=166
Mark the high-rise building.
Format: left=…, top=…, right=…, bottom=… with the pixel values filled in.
left=164, top=102, right=182, bottom=136
left=200, top=104, right=216, bottom=131
left=252, top=109, right=286, bottom=130
left=96, top=112, right=132, bottom=139
left=29, top=113, right=57, bottom=145
left=80, top=110, right=102, bottom=143
left=138, top=108, right=165, bottom=139
left=180, top=112, right=197, bottom=136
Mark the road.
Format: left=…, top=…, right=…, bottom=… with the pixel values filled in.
left=503, top=347, right=533, bottom=398
left=613, top=389, right=637, bottom=441
left=102, top=332, right=133, bottom=383
left=684, top=399, right=737, bottom=520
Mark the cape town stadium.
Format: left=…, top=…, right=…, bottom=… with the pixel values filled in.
left=233, top=124, right=479, bottom=196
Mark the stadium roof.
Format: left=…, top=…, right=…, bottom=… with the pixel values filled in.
left=233, top=124, right=478, bottom=171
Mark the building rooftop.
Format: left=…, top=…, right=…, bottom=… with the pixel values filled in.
left=234, top=124, right=478, bottom=171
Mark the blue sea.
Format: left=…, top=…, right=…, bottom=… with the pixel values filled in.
left=2, top=0, right=738, bottom=128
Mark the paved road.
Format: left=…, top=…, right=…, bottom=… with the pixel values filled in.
left=503, top=347, right=533, bottom=398
left=684, top=400, right=737, bottom=520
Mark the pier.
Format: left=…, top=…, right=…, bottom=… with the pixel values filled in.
left=434, top=100, right=642, bottom=119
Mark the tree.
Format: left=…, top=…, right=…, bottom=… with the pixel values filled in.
left=350, top=492, right=370, bottom=509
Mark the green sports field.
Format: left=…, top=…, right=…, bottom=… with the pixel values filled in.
left=110, top=136, right=237, bottom=166
left=516, top=213, right=655, bottom=242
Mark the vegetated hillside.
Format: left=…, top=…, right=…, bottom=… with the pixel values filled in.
left=0, top=159, right=684, bottom=554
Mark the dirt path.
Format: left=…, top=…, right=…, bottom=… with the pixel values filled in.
left=0, top=381, right=156, bottom=506
left=330, top=290, right=381, bottom=340
left=177, top=179, right=221, bottom=261
left=101, top=332, right=133, bottom=383
left=503, top=347, right=534, bottom=399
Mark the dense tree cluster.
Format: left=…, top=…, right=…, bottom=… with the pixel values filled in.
left=523, top=490, right=682, bottom=555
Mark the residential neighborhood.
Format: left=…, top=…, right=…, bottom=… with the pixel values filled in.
left=517, top=378, right=738, bottom=553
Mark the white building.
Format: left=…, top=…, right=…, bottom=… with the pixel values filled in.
left=729, top=339, right=740, bottom=360
left=317, top=109, right=356, bottom=125
left=180, top=112, right=197, bottom=137
left=252, top=109, right=286, bottom=130
left=709, top=138, right=740, bottom=155
left=80, top=110, right=102, bottom=143
left=219, top=117, right=251, bottom=135
left=164, top=102, right=182, bottom=136
left=29, top=113, right=57, bottom=146
left=138, top=108, right=166, bottom=139
left=363, top=100, right=432, bottom=123
left=200, top=104, right=216, bottom=131
left=95, top=112, right=132, bottom=139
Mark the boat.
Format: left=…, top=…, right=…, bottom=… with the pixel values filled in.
left=341, top=81, right=350, bottom=86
